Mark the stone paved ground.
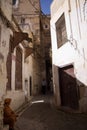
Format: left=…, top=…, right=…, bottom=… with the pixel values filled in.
left=14, top=95, right=87, bottom=130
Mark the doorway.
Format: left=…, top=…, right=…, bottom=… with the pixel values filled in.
left=29, top=76, right=32, bottom=96
left=59, top=65, right=79, bottom=109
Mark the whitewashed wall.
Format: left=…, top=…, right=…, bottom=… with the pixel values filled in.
left=51, top=0, right=87, bottom=85
left=51, top=0, right=87, bottom=112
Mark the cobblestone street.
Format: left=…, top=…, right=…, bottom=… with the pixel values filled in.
left=15, top=95, right=87, bottom=130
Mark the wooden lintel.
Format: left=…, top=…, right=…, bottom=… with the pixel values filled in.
left=25, top=47, right=33, bottom=59
left=11, top=31, right=32, bottom=52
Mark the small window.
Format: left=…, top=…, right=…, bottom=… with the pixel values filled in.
left=44, top=24, right=49, bottom=29
left=12, top=0, right=19, bottom=8
left=45, top=25, right=48, bottom=28
left=12, top=0, right=16, bottom=5
left=21, top=17, right=25, bottom=24
left=56, top=13, right=67, bottom=48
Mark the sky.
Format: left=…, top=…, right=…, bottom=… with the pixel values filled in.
left=40, top=0, right=53, bottom=14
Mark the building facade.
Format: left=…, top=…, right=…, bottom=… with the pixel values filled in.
left=0, top=0, right=32, bottom=129
left=51, top=0, right=87, bottom=112
left=0, top=0, right=52, bottom=129
left=0, top=0, right=12, bottom=129
left=13, top=0, right=43, bottom=95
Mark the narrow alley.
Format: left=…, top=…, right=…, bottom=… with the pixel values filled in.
left=14, top=94, right=87, bottom=130
left=1, top=0, right=87, bottom=130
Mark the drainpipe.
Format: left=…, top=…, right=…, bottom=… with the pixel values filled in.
left=68, top=0, right=73, bottom=39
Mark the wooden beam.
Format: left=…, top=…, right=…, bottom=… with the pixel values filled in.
left=11, top=31, right=32, bottom=52
left=25, top=47, right=33, bottom=59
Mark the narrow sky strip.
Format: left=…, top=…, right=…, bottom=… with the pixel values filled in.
left=40, top=0, right=53, bottom=14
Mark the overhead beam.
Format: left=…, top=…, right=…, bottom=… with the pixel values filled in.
left=10, top=31, right=32, bottom=52
left=25, top=47, right=33, bottom=59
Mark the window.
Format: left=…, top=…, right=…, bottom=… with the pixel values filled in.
left=12, top=0, right=19, bottom=8
left=56, top=13, right=67, bottom=48
left=44, top=24, right=49, bottom=29
left=15, top=47, right=22, bottom=90
left=12, top=0, right=16, bottom=5
left=21, top=17, right=25, bottom=25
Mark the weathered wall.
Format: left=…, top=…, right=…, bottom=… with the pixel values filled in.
left=0, top=0, right=12, bottom=21
left=0, top=18, right=10, bottom=101
left=13, top=0, right=42, bottom=96
left=24, top=56, right=33, bottom=98
left=0, top=0, right=27, bottom=111
left=0, top=15, right=11, bottom=130
left=52, top=65, right=61, bottom=106
left=5, top=90, right=25, bottom=111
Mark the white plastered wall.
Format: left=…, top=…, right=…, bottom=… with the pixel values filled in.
left=50, top=0, right=87, bottom=111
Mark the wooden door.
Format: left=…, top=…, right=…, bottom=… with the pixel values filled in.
left=59, top=66, right=79, bottom=109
